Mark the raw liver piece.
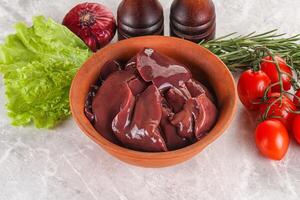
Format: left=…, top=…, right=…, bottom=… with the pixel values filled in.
left=193, top=93, right=218, bottom=139
left=113, top=85, right=167, bottom=152
left=178, top=83, right=192, bottom=99
left=84, top=85, right=99, bottom=124
left=112, top=85, right=135, bottom=137
left=136, top=48, right=191, bottom=90
left=171, top=93, right=218, bottom=140
left=185, top=79, right=215, bottom=102
left=160, top=101, right=190, bottom=150
left=128, top=77, right=148, bottom=96
left=170, top=99, right=196, bottom=140
left=125, top=56, right=137, bottom=70
left=92, top=69, right=137, bottom=143
left=165, top=87, right=188, bottom=113
left=100, top=60, right=122, bottom=80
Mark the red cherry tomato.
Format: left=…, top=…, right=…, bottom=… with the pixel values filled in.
left=255, top=119, right=289, bottom=160
left=260, top=93, right=296, bottom=130
left=237, top=69, right=271, bottom=110
left=292, top=115, right=300, bottom=144
left=293, top=89, right=300, bottom=107
left=261, top=56, right=292, bottom=92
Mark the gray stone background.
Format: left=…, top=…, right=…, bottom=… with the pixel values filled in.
left=1, top=0, right=300, bottom=200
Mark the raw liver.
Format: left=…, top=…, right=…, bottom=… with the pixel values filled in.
left=136, top=48, right=191, bottom=90
left=88, top=48, right=218, bottom=152
left=112, top=85, right=167, bottom=152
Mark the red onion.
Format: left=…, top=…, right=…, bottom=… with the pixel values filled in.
left=63, top=2, right=116, bottom=52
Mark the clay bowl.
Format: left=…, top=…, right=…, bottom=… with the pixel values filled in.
left=70, top=36, right=237, bottom=168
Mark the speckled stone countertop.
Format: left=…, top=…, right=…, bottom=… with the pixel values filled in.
left=1, top=0, right=300, bottom=200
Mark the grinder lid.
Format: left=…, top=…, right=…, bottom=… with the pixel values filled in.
left=117, top=0, right=164, bottom=29
left=170, top=0, right=215, bottom=27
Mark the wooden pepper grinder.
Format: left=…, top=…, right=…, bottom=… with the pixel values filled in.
left=170, top=0, right=216, bottom=43
left=117, top=0, right=164, bottom=40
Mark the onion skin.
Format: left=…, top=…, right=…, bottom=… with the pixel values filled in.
left=63, top=2, right=116, bottom=52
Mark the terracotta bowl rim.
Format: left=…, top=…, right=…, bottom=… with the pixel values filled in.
left=70, top=36, right=237, bottom=159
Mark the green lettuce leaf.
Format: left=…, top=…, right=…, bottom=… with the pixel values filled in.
left=0, top=16, right=92, bottom=128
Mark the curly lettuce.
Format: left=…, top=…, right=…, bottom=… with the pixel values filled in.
left=0, top=16, right=92, bottom=128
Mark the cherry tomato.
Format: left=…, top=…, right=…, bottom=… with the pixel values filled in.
left=237, top=69, right=271, bottom=110
left=260, top=93, right=296, bottom=130
left=292, top=115, right=300, bottom=144
left=261, top=56, right=292, bottom=92
left=293, top=89, right=300, bottom=107
left=255, top=119, right=289, bottom=160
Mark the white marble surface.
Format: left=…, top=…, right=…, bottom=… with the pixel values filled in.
left=1, top=0, right=300, bottom=199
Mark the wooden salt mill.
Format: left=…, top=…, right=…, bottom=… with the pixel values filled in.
left=170, top=0, right=216, bottom=43
left=117, top=0, right=164, bottom=40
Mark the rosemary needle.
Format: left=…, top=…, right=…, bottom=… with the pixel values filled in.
left=202, top=30, right=300, bottom=71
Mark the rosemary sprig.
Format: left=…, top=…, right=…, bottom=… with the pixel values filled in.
left=202, top=30, right=300, bottom=71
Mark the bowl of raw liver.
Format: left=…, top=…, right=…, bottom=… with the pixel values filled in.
left=70, top=36, right=237, bottom=168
